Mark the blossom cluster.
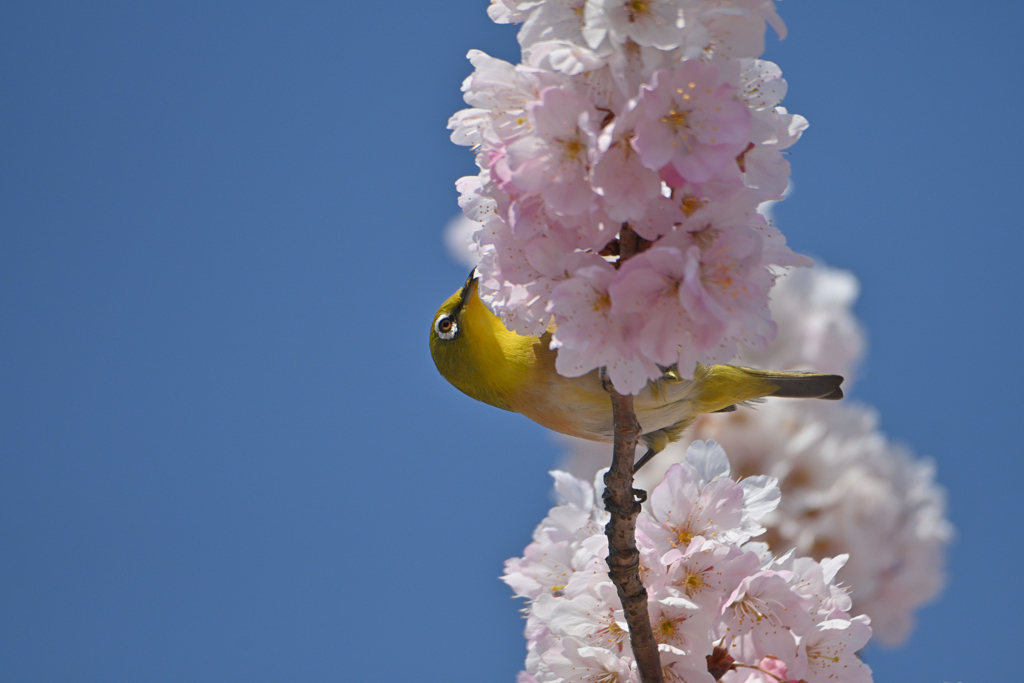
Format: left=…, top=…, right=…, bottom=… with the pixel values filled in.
left=507, top=441, right=873, bottom=683
left=450, top=0, right=809, bottom=393
left=561, top=266, right=951, bottom=645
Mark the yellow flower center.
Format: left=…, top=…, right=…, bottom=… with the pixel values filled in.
left=562, top=137, right=585, bottom=161
left=674, top=527, right=694, bottom=546
left=627, top=1, right=650, bottom=20
left=682, top=570, right=704, bottom=596
left=679, top=194, right=705, bottom=217
left=661, top=107, right=690, bottom=132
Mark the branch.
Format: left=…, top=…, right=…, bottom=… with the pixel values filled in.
left=604, top=392, right=663, bottom=682
left=602, top=224, right=663, bottom=683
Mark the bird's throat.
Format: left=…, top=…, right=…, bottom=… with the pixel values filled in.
left=444, top=292, right=540, bottom=412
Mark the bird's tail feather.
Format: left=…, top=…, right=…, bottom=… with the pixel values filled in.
left=739, top=367, right=845, bottom=401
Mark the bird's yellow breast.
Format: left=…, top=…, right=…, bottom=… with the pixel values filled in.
left=504, top=334, right=617, bottom=442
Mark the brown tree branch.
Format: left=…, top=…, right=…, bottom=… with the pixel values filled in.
left=603, top=392, right=663, bottom=683
left=602, top=223, right=664, bottom=683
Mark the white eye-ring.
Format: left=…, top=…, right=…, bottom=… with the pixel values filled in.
left=434, top=315, right=457, bottom=340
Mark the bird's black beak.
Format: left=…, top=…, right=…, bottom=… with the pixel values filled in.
left=459, top=267, right=478, bottom=304
left=447, top=267, right=478, bottom=321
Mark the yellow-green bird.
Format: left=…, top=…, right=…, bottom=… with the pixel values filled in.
left=430, top=271, right=844, bottom=472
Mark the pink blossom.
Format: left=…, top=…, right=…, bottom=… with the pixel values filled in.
left=664, top=537, right=761, bottom=611
left=503, top=539, right=576, bottom=600
left=591, top=108, right=663, bottom=222
left=474, top=216, right=556, bottom=336
left=542, top=584, right=629, bottom=653
left=540, top=638, right=638, bottom=683
left=717, top=571, right=813, bottom=671
left=640, top=461, right=746, bottom=552
left=506, top=451, right=873, bottom=683
left=518, top=0, right=613, bottom=76
left=673, top=225, right=777, bottom=360
left=451, top=50, right=557, bottom=148
left=507, top=87, right=599, bottom=215
left=646, top=583, right=708, bottom=656
left=487, top=0, right=533, bottom=25
left=776, top=555, right=854, bottom=622
left=633, top=62, right=752, bottom=184
left=756, top=655, right=799, bottom=683
left=549, top=261, right=663, bottom=394
left=610, top=245, right=707, bottom=373
left=798, top=617, right=873, bottom=683
left=661, top=651, right=718, bottom=683
left=694, top=0, right=787, bottom=60
left=681, top=399, right=950, bottom=645
left=738, top=108, right=808, bottom=196
left=446, top=0, right=815, bottom=394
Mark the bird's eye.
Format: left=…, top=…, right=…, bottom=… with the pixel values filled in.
left=434, top=315, right=457, bottom=340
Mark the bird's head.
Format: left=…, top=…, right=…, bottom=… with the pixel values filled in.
left=429, top=269, right=477, bottom=361
left=429, top=270, right=535, bottom=411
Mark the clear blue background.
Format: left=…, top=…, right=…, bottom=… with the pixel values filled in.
left=1, top=2, right=1020, bottom=680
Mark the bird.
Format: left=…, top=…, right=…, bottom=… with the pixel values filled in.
left=430, top=270, right=844, bottom=472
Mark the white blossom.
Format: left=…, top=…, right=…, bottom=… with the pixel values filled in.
left=506, top=444, right=873, bottom=682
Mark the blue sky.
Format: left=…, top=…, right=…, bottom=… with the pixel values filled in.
left=1, top=2, right=1021, bottom=681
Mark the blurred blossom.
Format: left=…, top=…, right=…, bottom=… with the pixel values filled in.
left=444, top=213, right=483, bottom=269
left=737, top=264, right=866, bottom=387
left=505, top=442, right=874, bottom=682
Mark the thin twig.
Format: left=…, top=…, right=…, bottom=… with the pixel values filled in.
left=602, top=224, right=664, bottom=683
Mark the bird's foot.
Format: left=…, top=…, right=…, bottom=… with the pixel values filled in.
left=633, top=448, right=658, bottom=474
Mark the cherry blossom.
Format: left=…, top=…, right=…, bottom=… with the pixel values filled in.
left=692, top=0, right=786, bottom=59
left=505, top=442, right=872, bottom=683
left=797, top=617, right=873, bottom=683
left=716, top=570, right=813, bottom=668
left=507, top=87, right=600, bottom=215
left=632, top=61, right=752, bottom=184
left=548, top=261, right=662, bottom=394
left=449, top=0, right=812, bottom=394
left=540, top=638, right=637, bottom=682
left=584, top=0, right=688, bottom=51
left=591, top=107, right=663, bottom=222
left=662, top=537, right=759, bottom=610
